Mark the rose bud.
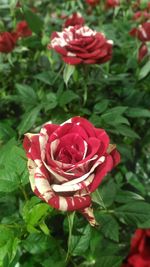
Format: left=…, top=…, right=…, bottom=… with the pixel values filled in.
left=105, top=0, right=120, bottom=9
left=138, top=43, right=148, bottom=62
left=23, top=117, right=120, bottom=226
left=16, top=21, right=32, bottom=38
left=85, top=0, right=100, bottom=7
left=63, top=12, right=85, bottom=28
left=133, top=11, right=150, bottom=22
left=0, top=32, right=17, bottom=53
left=48, top=25, right=113, bottom=65
left=130, top=22, right=150, bottom=42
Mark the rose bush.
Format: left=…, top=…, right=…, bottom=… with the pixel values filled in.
left=0, top=32, right=17, bottom=53
left=49, top=25, right=113, bottom=65
left=23, top=116, right=120, bottom=225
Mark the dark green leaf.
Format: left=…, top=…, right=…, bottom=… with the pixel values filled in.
left=115, top=201, right=150, bottom=226
left=23, top=8, right=43, bottom=34
left=18, top=106, right=41, bottom=135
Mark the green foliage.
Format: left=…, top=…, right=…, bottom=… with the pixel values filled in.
left=0, top=1, right=150, bottom=267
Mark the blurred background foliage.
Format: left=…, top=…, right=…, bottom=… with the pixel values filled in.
left=0, top=0, right=150, bottom=266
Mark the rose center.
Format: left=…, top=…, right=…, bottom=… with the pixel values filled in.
left=56, top=144, right=83, bottom=164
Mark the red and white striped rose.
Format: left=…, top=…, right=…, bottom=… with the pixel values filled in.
left=23, top=117, right=120, bottom=226
left=48, top=25, right=113, bottom=65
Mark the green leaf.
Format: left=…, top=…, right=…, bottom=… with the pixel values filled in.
left=58, top=90, right=79, bottom=107
left=139, top=60, right=150, bottom=80
left=101, top=106, right=129, bottom=126
left=95, top=256, right=123, bottom=267
left=138, top=219, right=150, bottom=228
left=22, top=197, right=51, bottom=233
left=18, top=106, right=41, bottom=135
left=115, top=201, right=150, bottom=226
left=93, top=100, right=109, bottom=114
left=0, top=226, right=19, bottom=266
left=0, top=140, right=28, bottom=192
left=23, top=8, right=43, bottom=34
left=96, top=214, right=119, bottom=242
left=23, top=233, right=51, bottom=254
left=16, top=83, right=37, bottom=108
left=70, top=225, right=91, bottom=256
left=115, top=190, right=144, bottom=203
left=44, top=92, right=57, bottom=111
left=34, top=71, right=54, bottom=85
left=63, top=64, right=75, bottom=86
left=126, top=107, right=150, bottom=118
left=99, top=180, right=117, bottom=207
left=126, top=172, right=146, bottom=195
left=117, top=125, right=140, bottom=139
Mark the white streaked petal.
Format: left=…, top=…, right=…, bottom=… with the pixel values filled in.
left=28, top=159, right=36, bottom=191
left=51, top=174, right=94, bottom=192
left=35, top=177, right=53, bottom=198
left=50, top=139, right=60, bottom=160
left=58, top=196, right=68, bottom=211
left=43, top=161, right=69, bottom=182
left=63, top=156, right=105, bottom=186
left=82, top=140, right=88, bottom=160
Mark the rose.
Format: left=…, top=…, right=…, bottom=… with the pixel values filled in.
left=105, top=0, right=120, bottom=9
left=121, top=229, right=150, bottom=267
left=48, top=25, right=113, bottom=65
left=133, top=11, right=150, bottom=22
left=16, top=21, right=32, bottom=38
left=63, top=13, right=85, bottom=28
left=129, top=22, right=150, bottom=62
left=23, top=116, right=120, bottom=225
left=130, top=22, right=150, bottom=42
left=0, top=32, right=17, bottom=53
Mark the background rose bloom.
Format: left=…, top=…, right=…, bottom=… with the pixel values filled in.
left=138, top=43, right=148, bottom=62
left=121, top=229, right=150, bottom=267
left=23, top=117, right=120, bottom=225
left=85, top=0, right=100, bottom=7
left=105, top=0, right=120, bottom=9
left=16, top=21, right=32, bottom=38
left=130, top=22, right=150, bottom=42
left=63, top=12, right=85, bottom=28
left=0, top=32, right=17, bottom=53
left=49, top=25, right=113, bottom=65
left=133, top=11, right=150, bottom=22
left=130, top=22, right=150, bottom=62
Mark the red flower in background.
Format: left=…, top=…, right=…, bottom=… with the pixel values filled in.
left=130, top=22, right=150, bottom=62
left=85, top=0, right=100, bottom=7
left=16, top=21, right=32, bottom=38
left=23, top=116, right=120, bottom=226
left=121, top=229, right=150, bottom=267
left=49, top=25, right=113, bottom=65
left=133, top=11, right=150, bottom=22
left=63, top=13, right=85, bottom=28
left=0, top=32, right=17, bottom=53
left=105, top=0, right=120, bottom=9
left=130, top=22, right=150, bottom=42
left=138, top=43, right=148, bottom=62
